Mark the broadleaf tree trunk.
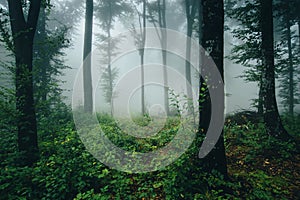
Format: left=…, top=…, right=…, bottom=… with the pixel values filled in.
left=260, top=0, right=292, bottom=141
left=185, top=0, right=197, bottom=113
left=200, top=0, right=228, bottom=178
left=8, top=0, right=41, bottom=166
left=83, top=0, right=93, bottom=113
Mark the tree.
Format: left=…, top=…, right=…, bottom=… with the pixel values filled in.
left=199, top=0, right=228, bottom=178
left=33, top=3, right=71, bottom=115
left=184, top=0, right=197, bottom=111
left=34, top=3, right=48, bottom=103
left=7, top=0, right=41, bottom=165
left=260, top=0, right=292, bottom=140
left=139, top=0, right=147, bottom=116
left=95, top=0, right=130, bottom=116
left=226, top=0, right=300, bottom=115
left=275, top=0, right=300, bottom=116
left=83, top=0, right=94, bottom=113
left=131, top=0, right=147, bottom=115
left=225, top=0, right=265, bottom=114
left=147, top=0, right=169, bottom=115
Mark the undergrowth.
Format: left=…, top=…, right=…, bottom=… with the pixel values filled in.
left=0, top=104, right=299, bottom=199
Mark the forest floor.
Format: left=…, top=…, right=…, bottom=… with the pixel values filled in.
left=1, top=108, right=299, bottom=199
left=225, top=121, right=300, bottom=199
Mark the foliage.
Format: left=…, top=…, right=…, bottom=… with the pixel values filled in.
left=225, top=116, right=299, bottom=199
left=274, top=0, right=300, bottom=114
left=225, top=0, right=300, bottom=112
left=0, top=99, right=299, bottom=199
left=0, top=0, right=299, bottom=199
left=225, top=0, right=262, bottom=82
left=33, top=19, right=71, bottom=112
left=225, top=0, right=265, bottom=112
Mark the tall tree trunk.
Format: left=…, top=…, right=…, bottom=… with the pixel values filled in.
left=83, top=0, right=93, bottom=113
left=8, top=0, right=41, bottom=166
left=260, top=0, right=291, bottom=141
left=286, top=8, right=294, bottom=117
left=200, top=0, right=228, bottom=178
left=107, top=1, right=114, bottom=116
left=159, top=0, right=169, bottom=116
left=185, top=0, right=196, bottom=113
left=141, top=0, right=146, bottom=115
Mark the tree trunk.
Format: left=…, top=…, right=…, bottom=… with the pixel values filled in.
left=260, top=0, right=291, bottom=141
left=141, top=0, right=146, bottom=116
left=200, top=0, right=228, bottom=178
left=160, top=0, right=169, bottom=116
left=185, top=0, right=196, bottom=113
left=286, top=9, right=294, bottom=117
left=8, top=0, right=41, bottom=166
left=83, top=0, right=93, bottom=113
left=107, top=1, right=114, bottom=116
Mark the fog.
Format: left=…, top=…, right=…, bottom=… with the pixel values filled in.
left=63, top=18, right=259, bottom=115
left=1, top=0, right=298, bottom=115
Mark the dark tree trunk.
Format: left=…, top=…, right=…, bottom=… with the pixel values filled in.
left=185, top=0, right=197, bottom=113
left=200, top=0, right=228, bottom=178
left=260, top=0, right=291, bottom=141
left=8, top=0, right=41, bottom=166
left=83, top=0, right=93, bottom=113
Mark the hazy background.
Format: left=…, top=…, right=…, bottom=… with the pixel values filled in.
left=63, top=18, right=259, bottom=114
left=1, top=0, right=298, bottom=115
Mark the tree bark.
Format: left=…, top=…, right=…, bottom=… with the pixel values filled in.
left=83, top=0, right=93, bottom=113
left=8, top=0, right=41, bottom=166
left=200, top=0, right=228, bottom=178
left=260, top=0, right=291, bottom=141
